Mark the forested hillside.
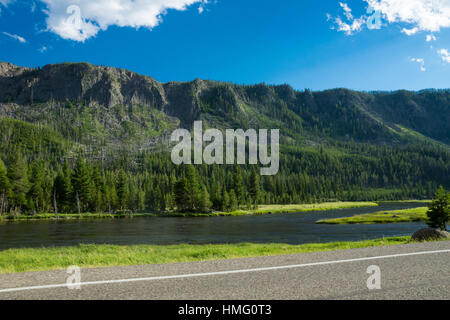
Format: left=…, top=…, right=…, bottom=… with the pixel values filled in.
left=0, top=62, right=448, bottom=215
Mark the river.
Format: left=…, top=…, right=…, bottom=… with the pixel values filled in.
left=0, top=202, right=429, bottom=250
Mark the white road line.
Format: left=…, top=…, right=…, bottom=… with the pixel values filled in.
left=1, top=248, right=449, bottom=294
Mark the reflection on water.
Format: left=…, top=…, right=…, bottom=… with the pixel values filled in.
left=0, top=202, right=429, bottom=250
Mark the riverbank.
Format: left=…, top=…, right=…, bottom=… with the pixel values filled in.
left=317, top=207, right=428, bottom=224
left=0, top=212, right=158, bottom=222
left=378, top=200, right=431, bottom=204
left=0, top=201, right=379, bottom=221
left=0, top=236, right=421, bottom=274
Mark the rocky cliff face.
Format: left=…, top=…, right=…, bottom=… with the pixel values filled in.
left=1, top=63, right=159, bottom=107
left=0, top=63, right=231, bottom=130
left=0, top=62, right=31, bottom=77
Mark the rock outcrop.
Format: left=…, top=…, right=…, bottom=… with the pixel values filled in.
left=412, top=228, right=450, bottom=242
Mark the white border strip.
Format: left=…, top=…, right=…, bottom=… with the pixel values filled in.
left=1, top=249, right=449, bottom=294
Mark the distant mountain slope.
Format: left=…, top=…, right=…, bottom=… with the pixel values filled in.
left=0, top=61, right=448, bottom=155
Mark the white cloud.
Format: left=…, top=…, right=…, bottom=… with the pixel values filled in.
left=340, top=2, right=354, bottom=20
left=401, top=27, right=419, bottom=35
left=335, top=16, right=365, bottom=35
left=366, top=0, right=450, bottom=34
left=426, top=34, right=437, bottom=41
left=329, top=2, right=366, bottom=35
left=438, top=48, right=450, bottom=63
left=330, top=0, right=450, bottom=38
left=38, top=45, right=47, bottom=53
left=410, top=57, right=426, bottom=71
left=39, top=0, right=208, bottom=42
left=2, top=31, right=26, bottom=43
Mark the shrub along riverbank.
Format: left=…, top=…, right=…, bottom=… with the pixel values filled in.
left=0, top=236, right=417, bottom=274
left=317, top=207, right=428, bottom=224
left=0, top=201, right=379, bottom=221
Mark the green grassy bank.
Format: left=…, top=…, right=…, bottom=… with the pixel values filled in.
left=317, top=207, right=428, bottom=225
left=0, top=236, right=414, bottom=274
left=0, top=201, right=379, bottom=221
left=242, top=202, right=379, bottom=215
left=0, top=212, right=157, bottom=222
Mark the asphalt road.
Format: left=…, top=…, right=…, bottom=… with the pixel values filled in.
left=0, top=241, right=449, bottom=300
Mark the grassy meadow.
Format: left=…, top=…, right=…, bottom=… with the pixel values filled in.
left=317, top=207, right=429, bottom=225
left=0, top=236, right=413, bottom=274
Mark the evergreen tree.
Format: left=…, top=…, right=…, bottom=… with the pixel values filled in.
left=160, top=192, right=167, bottom=212
left=144, top=180, right=154, bottom=211
left=186, top=165, right=200, bottom=211
left=222, top=190, right=230, bottom=212
left=105, top=183, right=118, bottom=213
left=0, top=159, right=11, bottom=214
left=116, top=169, right=129, bottom=211
left=153, top=184, right=162, bottom=211
left=137, top=189, right=146, bottom=212
left=174, top=178, right=189, bottom=212
left=7, top=151, right=29, bottom=213
left=426, top=186, right=449, bottom=230
left=200, top=185, right=212, bottom=213
left=62, top=160, right=74, bottom=211
left=166, top=192, right=175, bottom=211
left=248, top=170, right=260, bottom=208
left=229, top=189, right=238, bottom=211
left=41, top=167, right=53, bottom=213
left=71, top=156, right=92, bottom=213
left=211, top=182, right=223, bottom=211
left=91, top=164, right=104, bottom=212
left=127, top=180, right=138, bottom=212
left=53, top=171, right=65, bottom=213
left=28, top=163, right=45, bottom=213
left=233, top=167, right=244, bottom=205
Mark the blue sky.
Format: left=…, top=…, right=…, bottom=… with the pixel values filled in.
left=0, top=0, right=449, bottom=91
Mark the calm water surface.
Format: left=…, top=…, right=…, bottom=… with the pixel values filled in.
left=0, top=202, right=429, bottom=250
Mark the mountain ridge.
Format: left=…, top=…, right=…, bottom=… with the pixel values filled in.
left=2, top=61, right=449, bottom=93
left=0, top=61, right=449, bottom=155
